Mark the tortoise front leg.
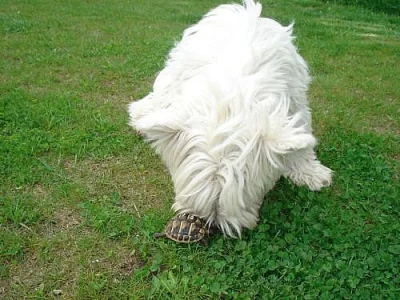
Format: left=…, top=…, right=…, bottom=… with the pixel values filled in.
left=153, top=232, right=166, bottom=239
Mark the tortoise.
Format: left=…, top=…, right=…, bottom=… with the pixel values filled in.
left=153, top=213, right=208, bottom=243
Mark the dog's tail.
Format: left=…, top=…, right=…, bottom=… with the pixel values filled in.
left=243, top=0, right=261, bottom=11
left=200, top=0, right=262, bottom=23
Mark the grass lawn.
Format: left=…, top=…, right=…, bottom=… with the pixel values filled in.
left=1, top=0, right=399, bottom=298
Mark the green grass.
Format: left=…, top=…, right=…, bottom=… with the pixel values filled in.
left=319, top=0, right=400, bottom=16
left=1, top=0, right=399, bottom=298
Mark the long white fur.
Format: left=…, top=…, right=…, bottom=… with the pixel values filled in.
left=128, top=0, right=332, bottom=237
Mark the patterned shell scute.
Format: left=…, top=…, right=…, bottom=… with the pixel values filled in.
left=165, top=213, right=206, bottom=243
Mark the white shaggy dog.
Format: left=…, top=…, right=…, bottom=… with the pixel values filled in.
left=128, top=0, right=332, bottom=237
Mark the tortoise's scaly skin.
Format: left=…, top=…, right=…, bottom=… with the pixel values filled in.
left=153, top=213, right=206, bottom=243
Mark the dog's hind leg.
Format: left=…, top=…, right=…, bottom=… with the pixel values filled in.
left=282, top=147, right=332, bottom=191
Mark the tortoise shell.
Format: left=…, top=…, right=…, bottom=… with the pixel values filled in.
left=153, top=213, right=206, bottom=243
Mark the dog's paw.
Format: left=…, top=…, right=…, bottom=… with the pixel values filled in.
left=306, top=164, right=332, bottom=191
left=286, top=162, right=332, bottom=191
